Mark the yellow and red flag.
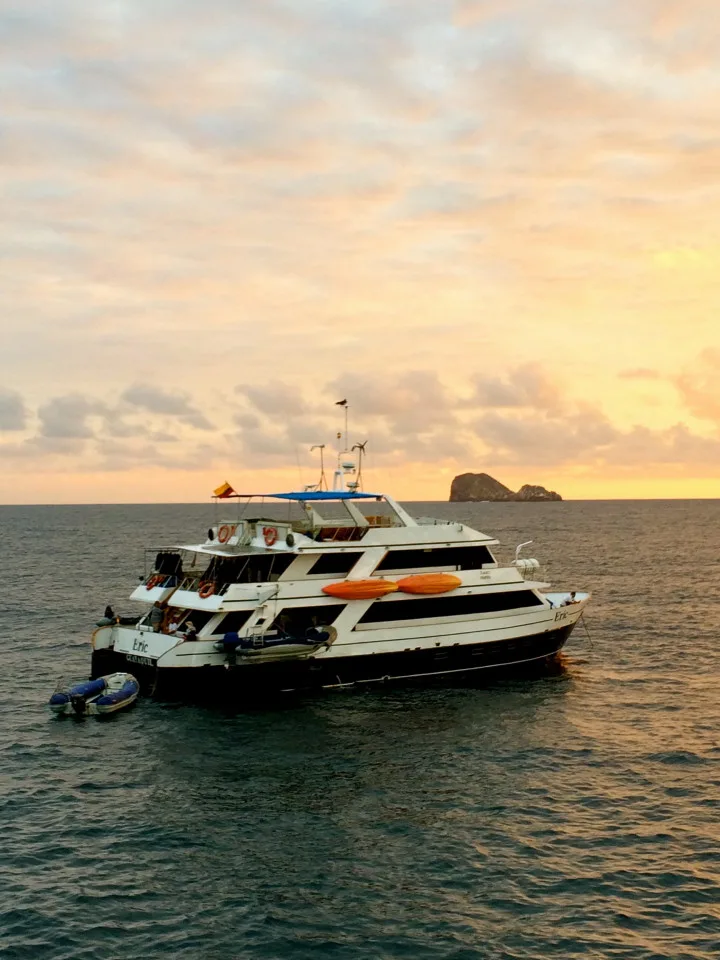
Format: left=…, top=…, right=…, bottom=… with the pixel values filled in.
left=213, top=481, right=236, bottom=499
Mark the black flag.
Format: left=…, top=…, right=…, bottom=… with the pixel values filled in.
left=335, top=399, right=348, bottom=406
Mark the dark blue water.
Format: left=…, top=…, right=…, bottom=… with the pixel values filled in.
left=2, top=501, right=720, bottom=959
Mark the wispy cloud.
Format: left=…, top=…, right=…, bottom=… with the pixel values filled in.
left=0, top=389, right=28, bottom=431
left=121, top=384, right=213, bottom=429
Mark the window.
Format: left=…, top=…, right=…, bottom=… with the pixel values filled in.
left=308, top=552, right=363, bottom=576
left=207, top=553, right=297, bottom=584
left=272, top=604, right=346, bottom=633
left=186, top=610, right=216, bottom=632
left=215, top=610, right=253, bottom=635
left=374, top=545, right=495, bottom=572
left=154, top=551, right=184, bottom=575
left=357, top=590, right=543, bottom=624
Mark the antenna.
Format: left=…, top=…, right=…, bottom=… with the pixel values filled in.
left=333, top=399, right=351, bottom=491
left=335, top=398, right=349, bottom=450
left=310, top=444, right=328, bottom=491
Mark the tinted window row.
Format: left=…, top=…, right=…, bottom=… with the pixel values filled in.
left=375, top=546, right=495, bottom=571
left=307, top=545, right=495, bottom=578
left=357, top=590, right=543, bottom=624
left=216, top=604, right=345, bottom=635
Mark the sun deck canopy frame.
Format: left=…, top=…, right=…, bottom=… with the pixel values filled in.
left=215, top=489, right=417, bottom=528
left=220, top=490, right=383, bottom=502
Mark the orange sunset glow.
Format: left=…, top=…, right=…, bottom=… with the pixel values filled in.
left=2, top=0, right=720, bottom=503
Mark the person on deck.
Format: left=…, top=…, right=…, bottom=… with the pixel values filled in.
left=149, top=601, right=165, bottom=633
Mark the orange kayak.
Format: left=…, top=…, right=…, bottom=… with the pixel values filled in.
left=396, top=573, right=462, bottom=595
left=322, top=579, right=399, bottom=600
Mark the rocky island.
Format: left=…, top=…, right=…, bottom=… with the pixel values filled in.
left=449, top=473, right=562, bottom=502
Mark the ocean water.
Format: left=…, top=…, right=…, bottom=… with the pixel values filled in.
left=1, top=499, right=720, bottom=959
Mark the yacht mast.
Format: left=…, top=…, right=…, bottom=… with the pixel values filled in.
left=333, top=399, right=356, bottom=491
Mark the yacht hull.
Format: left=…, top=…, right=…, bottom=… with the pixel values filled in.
left=91, top=623, right=576, bottom=699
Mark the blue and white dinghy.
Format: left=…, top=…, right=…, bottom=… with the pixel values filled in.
left=49, top=673, right=139, bottom=716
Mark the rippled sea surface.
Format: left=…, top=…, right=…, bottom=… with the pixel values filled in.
left=2, top=500, right=720, bottom=959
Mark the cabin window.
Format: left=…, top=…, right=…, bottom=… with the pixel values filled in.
left=374, top=545, right=495, bottom=572
left=271, top=604, right=346, bottom=633
left=308, top=552, right=363, bottom=576
left=215, top=610, right=253, bottom=635
left=154, top=551, right=185, bottom=576
left=205, top=553, right=297, bottom=584
left=357, top=590, right=543, bottom=624
left=186, top=610, right=216, bottom=631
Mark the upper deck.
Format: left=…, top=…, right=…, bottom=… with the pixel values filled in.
left=189, top=490, right=498, bottom=555
left=129, top=491, right=504, bottom=607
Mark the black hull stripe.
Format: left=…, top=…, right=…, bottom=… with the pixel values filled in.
left=348, top=615, right=554, bottom=642
left=319, top=650, right=564, bottom=689
left=93, top=625, right=575, bottom=696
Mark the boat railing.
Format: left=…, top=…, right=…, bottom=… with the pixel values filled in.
left=178, top=575, right=232, bottom=596
left=291, top=516, right=397, bottom=537
left=142, top=572, right=184, bottom=590
left=317, top=526, right=369, bottom=542
left=511, top=558, right=547, bottom=582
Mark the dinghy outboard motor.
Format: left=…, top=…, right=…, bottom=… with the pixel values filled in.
left=71, top=693, right=87, bottom=716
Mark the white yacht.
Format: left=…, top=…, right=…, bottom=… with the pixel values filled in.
left=92, top=435, right=590, bottom=698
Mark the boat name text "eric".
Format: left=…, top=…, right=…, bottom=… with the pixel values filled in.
left=132, top=638, right=149, bottom=653
left=554, top=610, right=573, bottom=622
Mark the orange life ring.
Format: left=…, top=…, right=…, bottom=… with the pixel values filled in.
left=146, top=574, right=163, bottom=591
left=217, top=524, right=234, bottom=544
left=198, top=581, right=215, bottom=599
left=263, top=526, right=278, bottom=547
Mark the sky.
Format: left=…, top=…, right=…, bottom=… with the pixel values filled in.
left=2, top=0, right=720, bottom=503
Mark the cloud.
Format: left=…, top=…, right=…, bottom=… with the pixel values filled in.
left=4, top=359, right=720, bottom=496
left=618, top=367, right=663, bottom=380
left=0, top=389, right=28, bottom=431
left=467, top=364, right=563, bottom=412
left=471, top=405, right=619, bottom=467
left=3, top=1, right=720, bottom=500
left=121, top=384, right=213, bottom=429
left=472, top=407, right=720, bottom=470
left=38, top=393, right=107, bottom=439
left=236, top=383, right=310, bottom=418
left=326, top=370, right=457, bottom=429
left=673, top=349, right=720, bottom=424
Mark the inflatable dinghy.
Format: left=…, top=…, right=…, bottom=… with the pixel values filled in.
left=215, top=626, right=337, bottom=661
left=49, top=673, right=140, bottom=716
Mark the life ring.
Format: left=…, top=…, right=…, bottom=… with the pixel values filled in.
left=218, top=524, right=233, bottom=544
left=198, top=581, right=215, bottom=599
left=146, top=574, right=163, bottom=591
left=263, top=526, right=278, bottom=547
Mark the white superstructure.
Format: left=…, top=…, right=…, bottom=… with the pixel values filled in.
left=92, top=481, right=590, bottom=698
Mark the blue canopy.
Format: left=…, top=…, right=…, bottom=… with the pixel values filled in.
left=266, top=491, right=383, bottom=502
